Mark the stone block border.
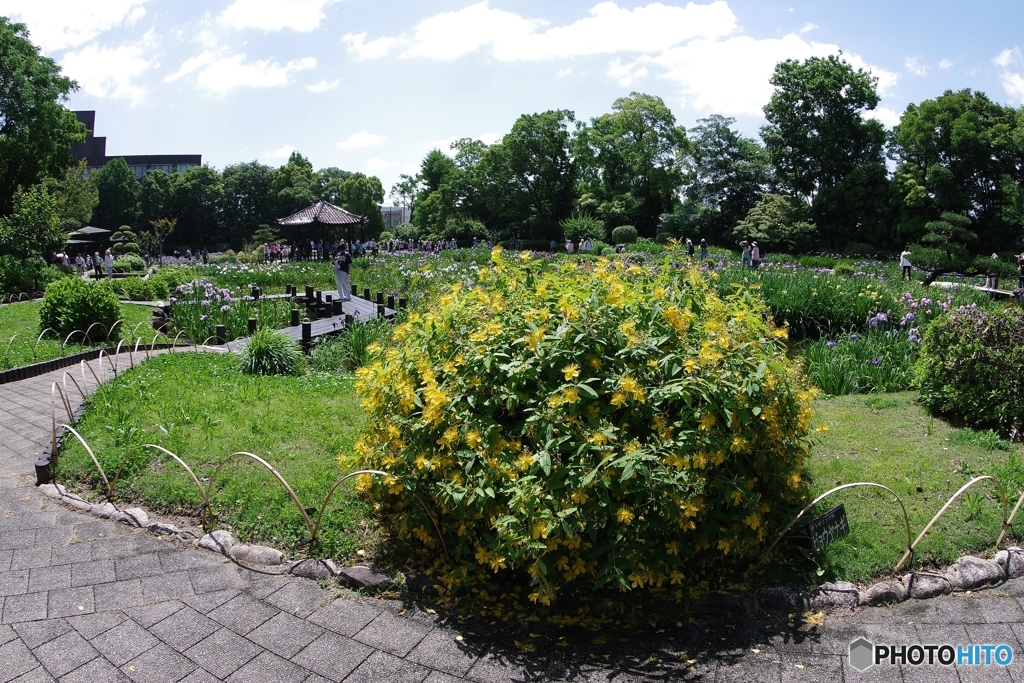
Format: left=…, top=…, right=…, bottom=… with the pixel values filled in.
left=0, top=342, right=187, bottom=385
left=34, top=481, right=1024, bottom=618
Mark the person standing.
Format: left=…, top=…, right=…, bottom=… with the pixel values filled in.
left=685, top=238, right=694, bottom=259
left=565, top=239, right=575, bottom=254
left=104, top=249, right=114, bottom=280
left=987, top=253, right=1000, bottom=290
left=751, top=241, right=761, bottom=269
left=900, top=246, right=912, bottom=280
left=334, top=244, right=352, bottom=301
left=93, top=252, right=102, bottom=279
left=741, top=241, right=752, bottom=267
left=1017, top=252, right=1024, bottom=290
left=699, top=239, right=708, bottom=262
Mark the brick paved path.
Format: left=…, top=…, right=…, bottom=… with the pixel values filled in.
left=2, top=354, right=1024, bottom=681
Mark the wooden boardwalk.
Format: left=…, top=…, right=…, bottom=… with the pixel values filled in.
left=214, top=292, right=395, bottom=352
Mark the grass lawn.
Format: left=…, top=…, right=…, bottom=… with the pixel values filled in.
left=805, top=392, right=1024, bottom=583
left=57, top=352, right=370, bottom=559
left=0, top=300, right=166, bottom=369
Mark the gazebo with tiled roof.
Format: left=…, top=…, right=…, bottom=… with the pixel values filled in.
left=277, top=199, right=366, bottom=243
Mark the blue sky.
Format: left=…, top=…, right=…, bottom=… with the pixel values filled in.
left=3, top=0, right=1023, bottom=198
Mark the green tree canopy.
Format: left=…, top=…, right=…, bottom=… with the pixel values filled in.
left=42, top=159, right=97, bottom=225
left=0, top=183, right=62, bottom=261
left=221, top=161, right=275, bottom=245
left=580, top=93, right=687, bottom=236
left=172, top=165, right=223, bottom=247
left=92, top=158, right=140, bottom=230
left=732, top=193, right=815, bottom=253
left=682, top=114, right=772, bottom=244
left=761, top=55, right=886, bottom=200
left=890, top=89, right=1024, bottom=251
left=0, top=18, right=85, bottom=217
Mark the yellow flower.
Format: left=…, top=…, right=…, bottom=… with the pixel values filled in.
left=571, top=490, right=590, bottom=504
left=588, top=355, right=603, bottom=370
left=665, top=541, right=679, bottom=555
left=475, top=546, right=490, bottom=564
left=562, top=386, right=580, bottom=404
left=616, top=507, right=635, bottom=524
left=436, top=426, right=459, bottom=449
left=562, top=363, right=581, bottom=381
left=532, top=522, right=548, bottom=539
left=698, top=413, right=717, bottom=431
left=717, top=538, right=732, bottom=554
left=744, top=513, right=761, bottom=530
left=466, top=429, right=483, bottom=449
left=816, top=424, right=830, bottom=435
left=610, top=390, right=628, bottom=407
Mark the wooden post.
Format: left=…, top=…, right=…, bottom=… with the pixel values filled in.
left=305, top=285, right=314, bottom=301
left=332, top=300, right=342, bottom=316
left=387, top=294, right=395, bottom=310
left=301, top=321, right=312, bottom=350
left=315, top=290, right=322, bottom=303
left=324, top=293, right=332, bottom=304
left=215, top=325, right=226, bottom=345
left=345, top=314, right=354, bottom=327
left=248, top=318, right=257, bottom=334
left=399, top=297, right=407, bottom=309
left=376, top=292, right=384, bottom=306
left=290, top=308, right=300, bottom=327
left=363, top=287, right=370, bottom=301
left=251, top=286, right=258, bottom=298
left=377, top=304, right=385, bottom=319
left=286, top=283, right=293, bottom=296
left=309, top=304, right=319, bottom=321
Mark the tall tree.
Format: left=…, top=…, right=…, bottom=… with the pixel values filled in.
left=172, top=165, right=223, bottom=248
left=335, top=172, right=384, bottom=237
left=221, top=161, right=274, bottom=246
left=0, top=18, right=86, bottom=217
left=270, top=151, right=318, bottom=218
left=890, top=89, right=1024, bottom=251
left=761, top=56, right=888, bottom=245
left=412, top=149, right=458, bottom=235
left=682, top=115, right=773, bottom=243
left=580, top=93, right=687, bottom=236
left=42, top=160, right=97, bottom=225
left=137, top=169, right=174, bottom=227
left=0, top=183, right=62, bottom=261
left=92, top=158, right=139, bottom=229
left=496, top=109, right=580, bottom=238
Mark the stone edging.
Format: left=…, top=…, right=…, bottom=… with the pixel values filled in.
left=33, top=482, right=1024, bottom=614
left=36, top=483, right=395, bottom=591
left=0, top=343, right=186, bottom=385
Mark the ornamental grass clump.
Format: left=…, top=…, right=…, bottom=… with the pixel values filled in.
left=350, top=247, right=815, bottom=605
left=237, top=327, right=305, bottom=376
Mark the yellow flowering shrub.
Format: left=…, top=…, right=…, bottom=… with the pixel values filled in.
left=350, top=247, right=813, bottom=604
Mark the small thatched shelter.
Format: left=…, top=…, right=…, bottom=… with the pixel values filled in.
left=277, top=199, right=366, bottom=244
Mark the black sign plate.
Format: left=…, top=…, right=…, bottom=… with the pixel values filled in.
left=800, top=504, right=850, bottom=550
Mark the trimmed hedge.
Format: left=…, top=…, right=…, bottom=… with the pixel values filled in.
left=351, top=247, right=814, bottom=604
left=611, top=225, right=638, bottom=244
left=917, top=306, right=1024, bottom=432
left=39, top=278, right=122, bottom=340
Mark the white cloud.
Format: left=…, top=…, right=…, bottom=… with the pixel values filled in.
left=262, top=145, right=295, bottom=161
left=1001, top=71, right=1024, bottom=104
left=866, top=106, right=901, bottom=129
left=369, top=0, right=737, bottom=62
left=607, top=57, right=647, bottom=86
left=644, top=34, right=897, bottom=116
left=904, top=56, right=928, bottom=76
left=994, top=47, right=1022, bottom=68
left=219, top=0, right=339, bottom=32
left=557, top=67, right=573, bottom=77
left=995, top=48, right=1024, bottom=104
left=172, top=54, right=316, bottom=94
left=338, top=132, right=387, bottom=149
left=799, top=22, right=818, bottom=34
left=61, top=39, right=153, bottom=104
left=342, top=33, right=398, bottom=60
left=0, top=0, right=149, bottom=51
left=164, top=50, right=220, bottom=82
left=306, top=79, right=340, bottom=92
left=939, top=59, right=953, bottom=70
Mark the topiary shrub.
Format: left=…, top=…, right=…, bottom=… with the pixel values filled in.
left=237, top=327, right=306, bottom=376
left=560, top=213, right=606, bottom=243
left=917, top=306, right=1024, bottom=433
left=654, top=232, right=675, bottom=245
left=832, top=263, right=855, bottom=276
left=111, top=241, right=141, bottom=256
left=351, top=247, right=815, bottom=605
left=114, top=277, right=155, bottom=302
left=113, top=254, right=145, bottom=272
left=611, top=225, right=638, bottom=244
left=39, top=278, right=121, bottom=340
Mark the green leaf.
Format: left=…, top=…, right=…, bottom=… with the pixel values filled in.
left=538, top=451, right=552, bottom=476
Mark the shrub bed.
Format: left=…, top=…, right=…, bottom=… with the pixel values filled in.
left=351, top=248, right=815, bottom=604
left=38, top=278, right=121, bottom=339
left=917, top=306, right=1024, bottom=433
